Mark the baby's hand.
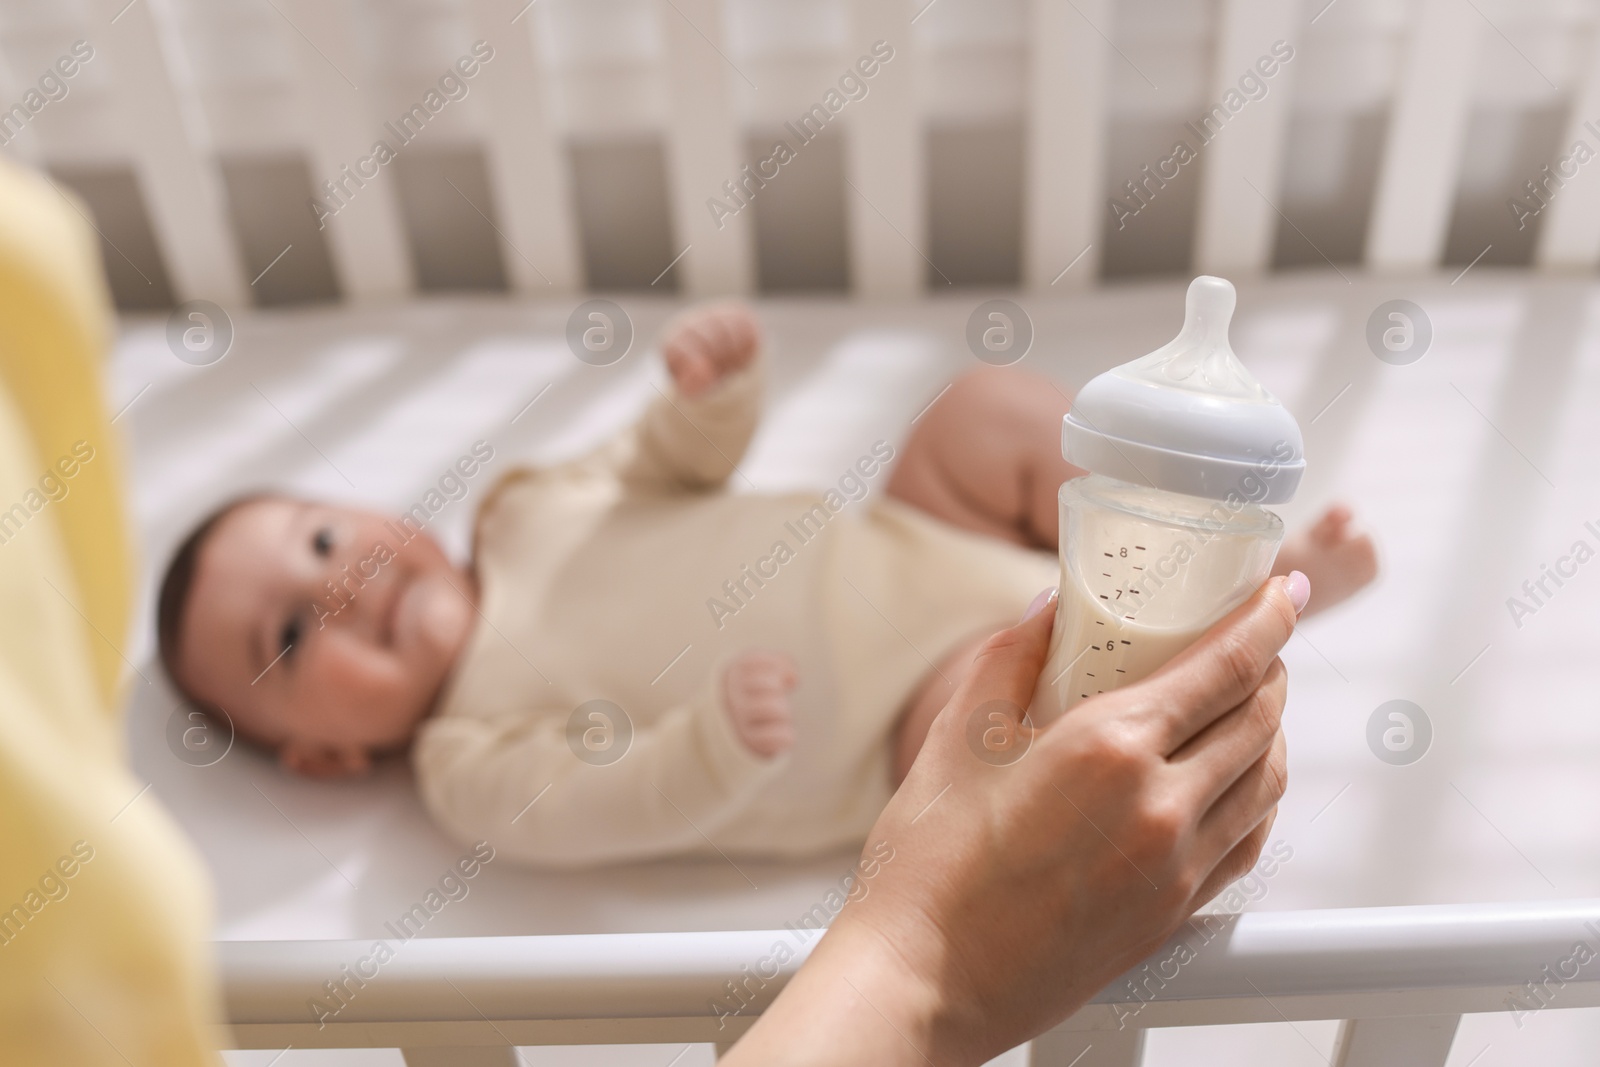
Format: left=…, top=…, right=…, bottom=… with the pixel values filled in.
left=722, top=649, right=797, bottom=759
left=662, top=302, right=761, bottom=399
left=1274, top=503, right=1378, bottom=616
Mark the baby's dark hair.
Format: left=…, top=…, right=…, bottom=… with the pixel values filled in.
left=156, top=493, right=273, bottom=712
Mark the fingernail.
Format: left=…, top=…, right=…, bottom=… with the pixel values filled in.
left=1023, top=586, right=1058, bottom=621
left=1286, top=571, right=1311, bottom=615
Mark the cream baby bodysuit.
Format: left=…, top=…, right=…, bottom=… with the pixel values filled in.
left=414, top=365, right=1054, bottom=867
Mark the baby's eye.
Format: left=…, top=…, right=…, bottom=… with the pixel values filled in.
left=279, top=617, right=302, bottom=659
left=312, top=526, right=334, bottom=557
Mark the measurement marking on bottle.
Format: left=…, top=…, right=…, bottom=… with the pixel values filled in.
left=1115, top=668, right=1126, bottom=674
left=1135, top=545, right=1146, bottom=551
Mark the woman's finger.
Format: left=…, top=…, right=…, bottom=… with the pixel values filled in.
left=1188, top=806, right=1279, bottom=909
left=944, top=588, right=1057, bottom=726
left=1193, top=727, right=1288, bottom=865
left=1166, top=658, right=1287, bottom=810
left=1141, top=576, right=1301, bottom=753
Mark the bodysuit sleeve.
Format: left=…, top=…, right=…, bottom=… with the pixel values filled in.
left=597, top=363, right=762, bottom=493
left=413, top=680, right=784, bottom=867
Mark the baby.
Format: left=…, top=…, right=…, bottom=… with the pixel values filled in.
left=157, top=304, right=1376, bottom=867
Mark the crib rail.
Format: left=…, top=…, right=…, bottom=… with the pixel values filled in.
left=6, top=0, right=1597, bottom=308
left=219, top=898, right=1600, bottom=1064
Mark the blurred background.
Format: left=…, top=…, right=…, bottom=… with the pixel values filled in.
left=1, top=0, right=1590, bottom=309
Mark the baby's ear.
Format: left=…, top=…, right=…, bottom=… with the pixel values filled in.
left=279, top=741, right=371, bottom=778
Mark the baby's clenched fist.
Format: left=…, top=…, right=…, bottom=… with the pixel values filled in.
left=662, top=301, right=761, bottom=399
left=722, top=649, right=797, bottom=759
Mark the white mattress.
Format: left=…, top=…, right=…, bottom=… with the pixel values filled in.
left=111, top=272, right=1600, bottom=1066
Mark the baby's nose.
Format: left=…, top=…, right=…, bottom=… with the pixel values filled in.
left=314, top=555, right=390, bottom=629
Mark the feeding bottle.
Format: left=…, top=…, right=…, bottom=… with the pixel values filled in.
left=1031, top=276, right=1304, bottom=722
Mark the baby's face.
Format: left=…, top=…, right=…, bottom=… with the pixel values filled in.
left=177, top=498, right=476, bottom=776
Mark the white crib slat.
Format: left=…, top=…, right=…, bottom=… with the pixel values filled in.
left=1030, top=1028, right=1144, bottom=1066
left=99, top=0, right=247, bottom=305
left=1364, top=0, right=1481, bottom=271
left=845, top=0, right=924, bottom=300
left=278, top=0, right=414, bottom=301
left=1024, top=0, right=1108, bottom=290
left=466, top=0, right=581, bottom=293
left=661, top=0, right=755, bottom=296
left=1192, top=0, right=1300, bottom=276
left=1332, top=1014, right=1461, bottom=1067
left=1535, top=26, right=1600, bottom=269
left=0, top=47, right=42, bottom=167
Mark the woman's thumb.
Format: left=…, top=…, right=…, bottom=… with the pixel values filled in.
left=956, top=587, right=1058, bottom=715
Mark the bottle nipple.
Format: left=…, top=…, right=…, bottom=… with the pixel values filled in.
left=1118, top=275, right=1271, bottom=402
left=1062, top=275, right=1304, bottom=504
left=1184, top=275, right=1236, bottom=348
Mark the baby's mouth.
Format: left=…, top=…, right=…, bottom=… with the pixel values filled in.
left=384, top=571, right=475, bottom=657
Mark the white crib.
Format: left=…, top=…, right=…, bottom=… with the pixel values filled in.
left=220, top=899, right=1600, bottom=1065
left=14, top=0, right=1600, bottom=1063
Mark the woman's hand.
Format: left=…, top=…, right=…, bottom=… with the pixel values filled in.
left=725, top=574, right=1305, bottom=1066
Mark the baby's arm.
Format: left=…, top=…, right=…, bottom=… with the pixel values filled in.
left=415, top=650, right=796, bottom=867
left=610, top=302, right=765, bottom=493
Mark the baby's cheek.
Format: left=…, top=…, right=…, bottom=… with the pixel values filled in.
left=315, top=633, right=428, bottom=743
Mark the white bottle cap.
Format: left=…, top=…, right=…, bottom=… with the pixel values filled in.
left=1063, top=276, right=1304, bottom=505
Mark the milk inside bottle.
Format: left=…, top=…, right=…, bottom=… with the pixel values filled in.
left=1031, top=276, right=1304, bottom=722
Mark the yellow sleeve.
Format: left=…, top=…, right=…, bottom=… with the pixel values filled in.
left=0, top=158, right=224, bottom=1066
left=0, top=161, right=130, bottom=711
left=414, top=681, right=785, bottom=868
